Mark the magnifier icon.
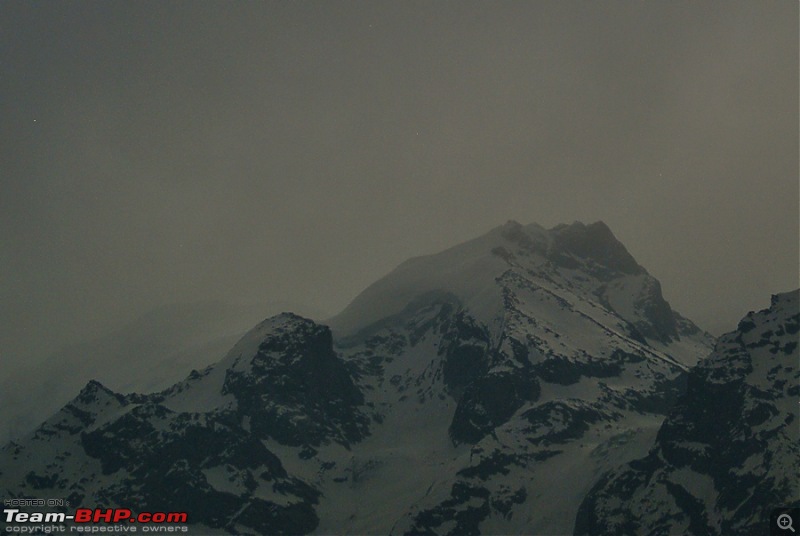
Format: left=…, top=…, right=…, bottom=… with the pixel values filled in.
left=778, top=513, right=795, bottom=532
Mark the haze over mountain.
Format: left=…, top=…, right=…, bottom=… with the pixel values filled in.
left=0, top=300, right=327, bottom=443
left=1, top=2, right=796, bottom=534
left=2, top=220, right=753, bottom=536
left=2, top=2, right=797, bottom=374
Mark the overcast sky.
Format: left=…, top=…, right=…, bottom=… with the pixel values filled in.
left=1, top=1, right=797, bottom=364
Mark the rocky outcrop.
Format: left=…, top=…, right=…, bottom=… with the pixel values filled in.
left=575, top=290, right=800, bottom=536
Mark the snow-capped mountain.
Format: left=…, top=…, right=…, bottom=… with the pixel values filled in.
left=0, top=221, right=716, bottom=535
left=1, top=300, right=322, bottom=443
left=575, top=290, right=800, bottom=536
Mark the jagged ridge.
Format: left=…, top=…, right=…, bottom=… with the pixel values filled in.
left=575, top=290, right=800, bottom=536
left=1, top=220, right=718, bottom=536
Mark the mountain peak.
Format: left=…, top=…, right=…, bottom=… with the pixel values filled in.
left=74, top=379, right=119, bottom=403
left=495, top=219, right=547, bottom=254
left=771, top=289, right=798, bottom=308
left=498, top=219, right=528, bottom=237
left=549, top=220, right=643, bottom=276
left=0, top=219, right=723, bottom=536
left=331, top=220, right=695, bottom=345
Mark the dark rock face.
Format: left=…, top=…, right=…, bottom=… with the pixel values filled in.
left=8, top=380, right=322, bottom=535
left=440, top=312, right=492, bottom=396
left=575, top=290, right=800, bottom=536
left=439, top=312, right=541, bottom=446
left=627, top=278, right=678, bottom=343
left=547, top=222, right=681, bottom=344
left=404, top=481, right=493, bottom=536
left=0, top=315, right=372, bottom=535
left=0, top=221, right=719, bottom=536
left=81, top=403, right=319, bottom=533
left=532, top=353, right=625, bottom=385
left=597, top=373, right=688, bottom=415
left=594, top=275, right=680, bottom=345
left=521, top=400, right=620, bottom=446
left=549, top=222, right=644, bottom=277
left=404, top=480, right=530, bottom=536
left=449, top=370, right=540, bottom=444
left=222, top=314, right=369, bottom=447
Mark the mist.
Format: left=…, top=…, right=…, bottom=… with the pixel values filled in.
left=1, top=1, right=797, bottom=366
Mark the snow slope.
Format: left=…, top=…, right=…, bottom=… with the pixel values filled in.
left=575, top=290, right=800, bottom=536
left=0, top=220, right=717, bottom=535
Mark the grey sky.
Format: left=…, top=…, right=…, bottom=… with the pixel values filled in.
left=1, top=1, right=797, bottom=364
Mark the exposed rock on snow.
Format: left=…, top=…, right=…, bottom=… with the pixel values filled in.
left=1, top=221, right=722, bottom=535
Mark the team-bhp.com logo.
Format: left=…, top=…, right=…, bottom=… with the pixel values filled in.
left=4, top=508, right=188, bottom=533
left=74, top=510, right=187, bottom=524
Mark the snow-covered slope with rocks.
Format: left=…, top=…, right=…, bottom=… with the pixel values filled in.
left=0, top=221, right=716, bottom=535
left=575, top=290, right=800, bottom=536
left=0, top=315, right=355, bottom=535
left=0, top=300, right=282, bottom=442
